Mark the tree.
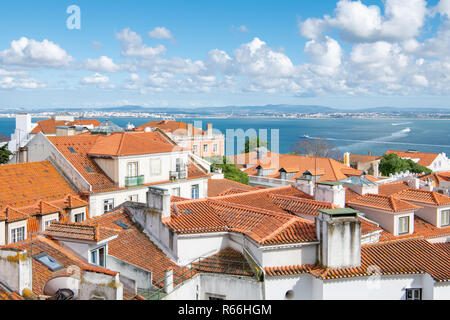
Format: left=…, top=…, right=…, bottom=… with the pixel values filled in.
left=209, top=156, right=250, bottom=185
left=0, top=144, right=11, bottom=164
left=244, top=137, right=269, bottom=154
left=290, top=137, right=342, bottom=161
left=379, top=153, right=432, bottom=176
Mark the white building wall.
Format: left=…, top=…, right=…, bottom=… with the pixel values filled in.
left=264, top=275, right=314, bottom=300
left=176, top=234, right=230, bottom=265
left=0, top=221, right=5, bottom=246
left=322, top=274, right=429, bottom=300
left=260, top=244, right=317, bottom=268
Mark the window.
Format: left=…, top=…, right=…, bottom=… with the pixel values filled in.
left=280, top=171, right=287, bottom=180
left=193, top=145, right=198, bottom=154
left=172, top=187, right=181, bottom=197
left=68, top=147, right=77, bottom=154
left=406, top=289, right=422, bottom=300
left=398, top=216, right=410, bottom=235
left=191, top=184, right=199, bottom=199
left=44, top=219, right=57, bottom=230
left=74, top=212, right=85, bottom=223
left=103, top=199, right=114, bottom=213
left=127, top=162, right=139, bottom=177
left=212, top=144, right=218, bottom=153
left=11, top=227, right=25, bottom=243
left=206, top=293, right=226, bottom=300
left=175, top=158, right=182, bottom=172
left=150, top=158, right=161, bottom=176
left=128, top=194, right=139, bottom=202
left=441, top=210, right=450, bottom=227
left=90, top=246, right=106, bottom=267
left=169, top=230, right=174, bottom=251
left=85, top=166, right=94, bottom=173
left=203, top=144, right=208, bottom=153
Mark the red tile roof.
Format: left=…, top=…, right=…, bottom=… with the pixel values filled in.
left=30, top=118, right=101, bottom=135
left=239, top=152, right=374, bottom=183
left=0, top=285, right=24, bottom=300
left=347, top=194, right=421, bottom=213
left=207, top=179, right=255, bottom=197
left=349, top=154, right=382, bottom=163
left=394, top=189, right=450, bottom=206
left=379, top=216, right=450, bottom=242
left=265, top=238, right=450, bottom=282
left=378, top=181, right=412, bottom=196
left=386, top=150, right=439, bottom=167
left=135, top=120, right=206, bottom=136
left=0, top=161, right=80, bottom=209
left=83, top=208, right=183, bottom=285
left=43, top=222, right=119, bottom=243
left=268, top=193, right=338, bottom=217
left=88, top=131, right=183, bottom=157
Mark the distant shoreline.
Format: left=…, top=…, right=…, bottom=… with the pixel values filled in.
left=0, top=114, right=450, bottom=121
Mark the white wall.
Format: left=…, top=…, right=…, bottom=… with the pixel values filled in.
left=264, top=274, right=314, bottom=300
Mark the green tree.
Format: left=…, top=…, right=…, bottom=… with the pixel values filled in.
left=379, top=153, right=432, bottom=176
left=209, top=156, right=250, bottom=185
left=244, top=137, right=269, bottom=154
left=0, top=144, right=11, bottom=164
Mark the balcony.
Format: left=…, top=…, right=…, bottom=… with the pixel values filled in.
left=169, top=170, right=187, bottom=181
left=125, top=175, right=144, bottom=187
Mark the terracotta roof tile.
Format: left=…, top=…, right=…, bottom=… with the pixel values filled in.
left=265, top=238, right=450, bottom=282
left=84, top=208, right=182, bottom=284
left=386, top=150, right=439, bottom=167
left=349, top=154, right=382, bottom=163
left=347, top=194, right=421, bottom=213
left=379, top=216, right=450, bottom=242
left=43, top=222, right=118, bottom=243
left=192, top=248, right=255, bottom=277
left=0, top=161, right=79, bottom=209
left=135, top=120, right=205, bottom=136
left=394, top=189, right=450, bottom=206
left=378, top=181, right=412, bottom=196
left=30, top=118, right=101, bottom=134
left=207, top=179, right=255, bottom=197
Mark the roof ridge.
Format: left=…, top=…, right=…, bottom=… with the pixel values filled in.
left=210, top=185, right=293, bottom=200
left=268, top=193, right=332, bottom=206
left=260, top=216, right=306, bottom=244
left=207, top=198, right=295, bottom=219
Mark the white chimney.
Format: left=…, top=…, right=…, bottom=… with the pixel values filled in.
left=408, top=178, right=420, bottom=189
left=0, top=249, right=33, bottom=295
left=16, top=114, right=32, bottom=134
left=187, top=123, right=193, bottom=137
left=315, top=182, right=346, bottom=208
left=164, top=268, right=174, bottom=294
left=146, top=187, right=171, bottom=220
left=316, top=209, right=361, bottom=269
left=344, top=152, right=351, bottom=167
left=294, top=178, right=314, bottom=196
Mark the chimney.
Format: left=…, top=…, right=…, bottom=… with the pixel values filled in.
left=187, top=123, right=193, bottom=137
left=315, top=182, right=346, bottom=208
left=344, top=152, right=351, bottom=167
left=16, top=113, right=32, bottom=134
left=316, top=209, right=361, bottom=269
left=207, top=123, right=213, bottom=137
left=295, top=177, right=315, bottom=196
left=408, top=177, right=420, bottom=189
left=146, top=187, right=171, bottom=220
left=0, top=249, right=33, bottom=295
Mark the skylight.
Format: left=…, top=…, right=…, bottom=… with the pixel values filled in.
left=113, top=220, right=131, bottom=230
left=33, top=253, right=64, bottom=272
left=85, top=166, right=94, bottom=173
left=68, top=147, right=77, bottom=153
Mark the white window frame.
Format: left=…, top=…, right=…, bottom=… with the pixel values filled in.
left=406, top=288, right=422, bottom=300
left=398, top=216, right=410, bottom=235
left=212, top=144, right=218, bottom=153
left=74, top=212, right=85, bottom=223
left=150, top=158, right=162, bottom=176
left=193, top=144, right=198, bottom=154
left=191, top=184, right=200, bottom=199
left=172, top=187, right=181, bottom=197
left=127, top=161, right=139, bottom=177
left=90, top=246, right=106, bottom=267
left=203, top=144, right=208, bottom=153
left=11, top=227, right=25, bottom=243
left=103, top=199, right=114, bottom=214
left=441, top=210, right=450, bottom=227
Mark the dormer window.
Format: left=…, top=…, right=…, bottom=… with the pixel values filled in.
left=398, top=216, right=410, bottom=235
left=11, top=227, right=25, bottom=243
left=441, top=210, right=450, bottom=227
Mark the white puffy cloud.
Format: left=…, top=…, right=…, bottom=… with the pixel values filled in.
left=0, top=75, right=45, bottom=90
left=116, top=28, right=166, bottom=59
left=299, top=0, right=428, bottom=42
left=304, top=36, right=343, bottom=75
left=80, top=73, right=114, bottom=89
left=83, top=56, right=120, bottom=72
left=0, top=37, right=73, bottom=67
left=233, top=37, right=295, bottom=77
left=148, top=27, right=174, bottom=40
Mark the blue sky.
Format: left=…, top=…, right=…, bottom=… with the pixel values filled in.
left=1, top=0, right=450, bottom=110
